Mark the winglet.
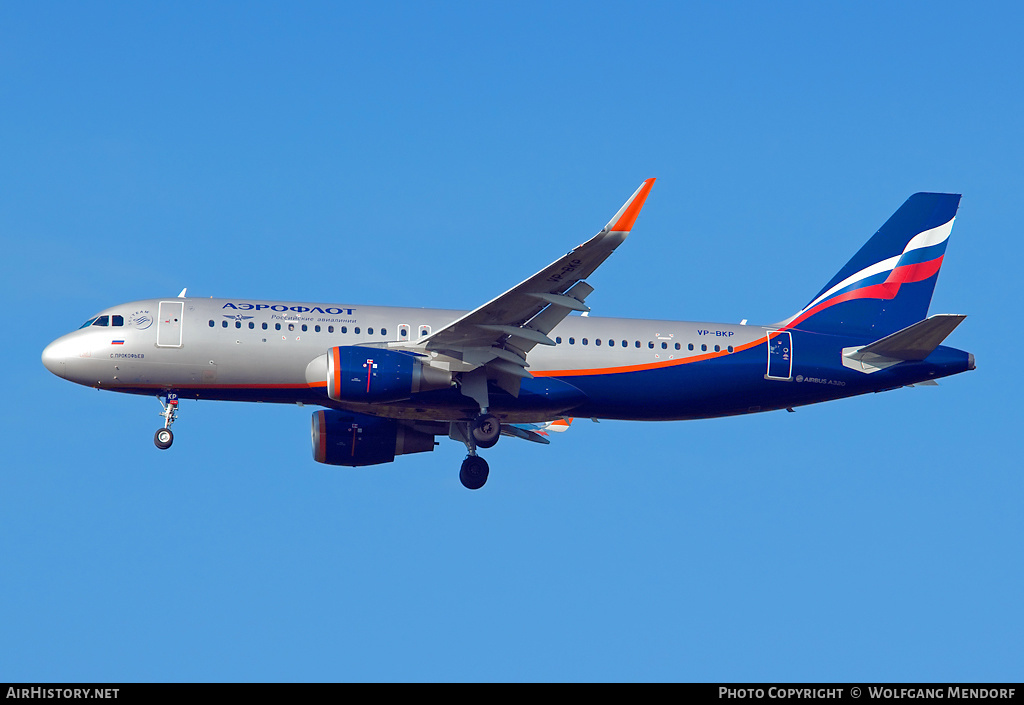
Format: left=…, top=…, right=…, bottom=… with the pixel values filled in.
left=605, top=178, right=656, bottom=232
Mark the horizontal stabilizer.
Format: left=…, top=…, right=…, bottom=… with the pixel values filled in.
left=501, top=424, right=551, bottom=445
left=859, top=314, right=966, bottom=361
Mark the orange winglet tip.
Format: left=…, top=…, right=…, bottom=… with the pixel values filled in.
left=608, top=178, right=656, bottom=232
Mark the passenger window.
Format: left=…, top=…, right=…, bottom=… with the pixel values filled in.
left=329, top=326, right=335, bottom=333
left=701, top=344, right=707, bottom=351
left=249, top=322, right=255, bottom=329
left=569, top=337, right=575, bottom=345
left=275, top=323, right=281, bottom=331
left=368, top=328, right=374, bottom=335
left=112, top=315, right=124, bottom=326
left=222, top=321, right=228, bottom=328
left=648, top=341, right=654, bottom=349
left=582, top=338, right=588, bottom=345
left=635, top=341, right=640, bottom=348
left=714, top=345, right=721, bottom=352
left=315, top=325, right=321, bottom=333
left=208, top=320, right=214, bottom=327
left=381, top=328, right=387, bottom=336
left=675, top=343, right=680, bottom=350
left=93, top=316, right=109, bottom=327
left=596, top=339, right=601, bottom=346
left=301, top=324, right=308, bottom=332
left=262, top=322, right=268, bottom=330
left=341, top=326, right=347, bottom=334
left=288, top=324, right=295, bottom=331
left=235, top=321, right=241, bottom=329
left=728, top=345, right=734, bottom=353
left=688, top=343, right=694, bottom=351
left=661, top=342, right=667, bottom=349
left=355, top=327, right=361, bottom=334
left=556, top=336, right=562, bottom=344
left=420, top=329, right=428, bottom=336
left=621, top=340, right=626, bottom=347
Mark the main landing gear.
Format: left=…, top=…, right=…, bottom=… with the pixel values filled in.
left=460, top=455, right=490, bottom=491
left=453, top=412, right=501, bottom=490
left=154, top=393, right=179, bottom=450
left=470, top=412, right=500, bottom=449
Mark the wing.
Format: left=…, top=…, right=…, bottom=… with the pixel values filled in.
left=409, top=179, right=655, bottom=394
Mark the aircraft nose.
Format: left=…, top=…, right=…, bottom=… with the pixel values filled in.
left=41, top=340, right=67, bottom=379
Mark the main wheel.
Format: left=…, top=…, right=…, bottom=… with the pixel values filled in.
left=471, top=413, right=500, bottom=449
left=154, top=428, right=174, bottom=450
left=459, top=456, right=490, bottom=490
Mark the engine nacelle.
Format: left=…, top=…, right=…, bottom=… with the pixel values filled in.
left=311, top=410, right=435, bottom=467
left=306, top=346, right=451, bottom=402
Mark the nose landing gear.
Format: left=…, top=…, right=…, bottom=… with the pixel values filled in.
left=154, top=427, right=174, bottom=450
left=154, top=393, right=179, bottom=450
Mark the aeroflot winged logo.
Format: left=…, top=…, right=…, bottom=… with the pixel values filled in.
left=223, top=302, right=357, bottom=315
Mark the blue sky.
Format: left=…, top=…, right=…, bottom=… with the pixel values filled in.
left=1, top=1, right=1020, bottom=682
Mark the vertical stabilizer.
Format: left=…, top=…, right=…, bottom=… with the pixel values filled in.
left=781, top=193, right=961, bottom=336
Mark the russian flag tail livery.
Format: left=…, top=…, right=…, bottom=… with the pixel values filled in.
left=782, top=192, right=961, bottom=337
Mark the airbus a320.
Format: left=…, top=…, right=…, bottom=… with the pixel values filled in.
left=42, top=180, right=974, bottom=489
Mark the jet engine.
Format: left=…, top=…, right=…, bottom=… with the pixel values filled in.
left=305, top=346, right=452, bottom=403
left=311, top=410, right=436, bottom=467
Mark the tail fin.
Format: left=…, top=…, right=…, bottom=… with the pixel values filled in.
left=781, top=193, right=961, bottom=337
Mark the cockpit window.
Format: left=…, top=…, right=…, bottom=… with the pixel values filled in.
left=92, top=315, right=109, bottom=327
left=112, top=315, right=124, bottom=327
left=79, top=317, right=98, bottom=329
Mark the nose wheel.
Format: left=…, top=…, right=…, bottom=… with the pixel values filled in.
left=154, top=393, right=179, bottom=450
left=154, top=427, right=174, bottom=450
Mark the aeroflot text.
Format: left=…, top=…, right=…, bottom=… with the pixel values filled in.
left=719, top=689, right=844, bottom=699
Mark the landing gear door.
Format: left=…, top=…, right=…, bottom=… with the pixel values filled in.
left=766, top=330, right=792, bottom=380
left=157, top=301, right=184, bottom=348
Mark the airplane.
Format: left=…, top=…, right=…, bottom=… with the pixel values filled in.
left=41, top=180, right=974, bottom=489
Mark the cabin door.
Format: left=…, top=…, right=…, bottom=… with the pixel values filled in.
left=765, top=330, right=792, bottom=380
left=157, top=301, right=184, bottom=348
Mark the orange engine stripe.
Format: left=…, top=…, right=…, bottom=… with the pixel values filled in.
left=331, top=346, right=341, bottom=398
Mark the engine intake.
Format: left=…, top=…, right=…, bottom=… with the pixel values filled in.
left=311, top=410, right=435, bottom=467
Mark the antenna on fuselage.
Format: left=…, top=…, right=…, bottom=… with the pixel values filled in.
left=177, top=288, right=187, bottom=298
